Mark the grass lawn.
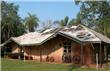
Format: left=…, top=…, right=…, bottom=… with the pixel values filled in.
left=1, top=58, right=110, bottom=71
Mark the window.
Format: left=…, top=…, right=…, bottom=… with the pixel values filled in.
left=63, top=42, right=71, bottom=53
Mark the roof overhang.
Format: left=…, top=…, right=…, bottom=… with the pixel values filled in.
left=0, top=38, right=12, bottom=47
left=1, top=25, right=109, bottom=47
left=80, top=25, right=110, bottom=44
left=17, top=33, right=58, bottom=46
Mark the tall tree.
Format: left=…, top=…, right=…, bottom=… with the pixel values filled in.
left=75, top=1, right=110, bottom=37
left=24, top=13, right=39, bottom=32
left=1, top=1, right=25, bottom=43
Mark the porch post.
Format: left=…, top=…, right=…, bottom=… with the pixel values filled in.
left=105, top=44, right=108, bottom=68
left=4, top=46, right=7, bottom=58
left=23, top=46, right=25, bottom=62
left=18, top=46, right=21, bottom=60
left=96, top=53, right=99, bottom=71
left=80, top=42, right=83, bottom=66
left=40, top=47, right=42, bottom=62
left=99, top=43, right=102, bottom=68
left=28, top=46, right=31, bottom=60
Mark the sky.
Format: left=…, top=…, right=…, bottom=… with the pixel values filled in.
left=5, top=0, right=80, bottom=22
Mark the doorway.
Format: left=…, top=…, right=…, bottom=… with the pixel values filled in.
left=62, top=41, right=72, bottom=63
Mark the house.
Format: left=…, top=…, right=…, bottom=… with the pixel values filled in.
left=1, top=24, right=110, bottom=67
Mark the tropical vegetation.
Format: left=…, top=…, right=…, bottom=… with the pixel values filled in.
left=1, top=1, right=25, bottom=43
left=75, top=1, right=110, bottom=37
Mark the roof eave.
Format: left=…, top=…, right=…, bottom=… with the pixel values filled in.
left=16, top=33, right=57, bottom=46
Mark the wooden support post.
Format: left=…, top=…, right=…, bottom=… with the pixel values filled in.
left=28, top=47, right=31, bottom=60
left=106, top=44, right=108, bottom=64
left=18, top=46, right=21, bottom=60
left=28, top=47, right=29, bottom=60
left=105, top=44, right=108, bottom=69
left=80, top=43, right=83, bottom=66
left=23, top=47, right=25, bottom=62
left=99, top=43, right=102, bottom=68
left=96, top=53, right=99, bottom=71
left=4, top=46, right=7, bottom=58
left=40, top=47, right=42, bottom=62
left=21, top=46, right=23, bottom=60
left=30, top=47, right=31, bottom=60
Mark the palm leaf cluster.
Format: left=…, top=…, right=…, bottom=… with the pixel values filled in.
left=24, top=13, right=39, bottom=32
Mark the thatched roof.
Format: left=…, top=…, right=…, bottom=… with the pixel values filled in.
left=1, top=25, right=110, bottom=46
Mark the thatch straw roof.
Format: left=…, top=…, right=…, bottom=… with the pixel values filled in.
left=1, top=25, right=110, bottom=46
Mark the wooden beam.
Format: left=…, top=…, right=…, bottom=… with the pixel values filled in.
left=28, top=46, right=31, bottom=60
left=20, top=46, right=23, bottom=60
left=40, top=47, right=42, bottom=62
left=96, top=53, right=99, bottom=71
left=105, top=44, right=108, bottom=69
left=99, top=43, right=102, bottom=68
left=23, top=46, right=25, bottom=62
left=80, top=43, right=83, bottom=66
left=18, top=46, right=21, bottom=60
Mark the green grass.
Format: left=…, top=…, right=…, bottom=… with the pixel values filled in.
left=1, top=58, right=110, bottom=71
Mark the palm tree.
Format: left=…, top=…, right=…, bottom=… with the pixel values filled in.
left=25, top=13, right=39, bottom=32
left=59, top=16, right=78, bottom=27
left=59, top=16, right=69, bottom=26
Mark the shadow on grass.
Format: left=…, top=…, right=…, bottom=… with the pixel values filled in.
left=67, top=64, right=79, bottom=71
